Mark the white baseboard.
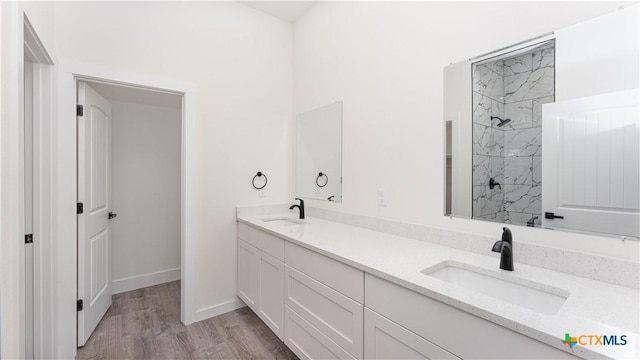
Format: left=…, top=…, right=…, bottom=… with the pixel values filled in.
left=111, top=267, right=181, bottom=294
left=192, top=298, right=246, bottom=323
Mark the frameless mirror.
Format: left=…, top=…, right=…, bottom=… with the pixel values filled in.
left=445, top=39, right=555, bottom=226
left=295, top=102, right=343, bottom=203
left=444, top=7, right=639, bottom=240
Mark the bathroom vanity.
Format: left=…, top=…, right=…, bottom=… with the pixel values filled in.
left=236, top=207, right=638, bottom=360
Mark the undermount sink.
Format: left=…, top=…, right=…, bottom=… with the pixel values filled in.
left=262, top=217, right=305, bottom=226
left=422, top=262, right=569, bottom=315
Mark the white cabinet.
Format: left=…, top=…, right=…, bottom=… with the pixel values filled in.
left=365, top=274, right=578, bottom=359
left=237, top=223, right=285, bottom=340
left=364, top=309, right=459, bottom=360
left=238, top=230, right=364, bottom=359
left=284, top=242, right=364, bottom=360
left=237, top=223, right=579, bottom=360
left=237, top=239, right=259, bottom=308
left=237, top=239, right=284, bottom=339
left=285, top=265, right=363, bottom=358
left=238, top=222, right=284, bottom=261
left=285, top=306, right=356, bottom=360
left=285, top=241, right=363, bottom=302
left=257, top=250, right=284, bottom=338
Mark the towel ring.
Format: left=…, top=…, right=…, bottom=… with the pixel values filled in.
left=252, top=171, right=268, bottom=190
left=316, top=172, right=328, bottom=187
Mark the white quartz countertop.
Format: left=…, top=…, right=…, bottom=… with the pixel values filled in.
left=237, top=213, right=639, bottom=359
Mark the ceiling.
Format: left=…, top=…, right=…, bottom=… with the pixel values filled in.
left=87, top=81, right=182, bottom=109
left=238, top=1, right=318, bottom=23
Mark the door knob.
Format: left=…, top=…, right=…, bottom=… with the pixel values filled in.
left=108, top=212, right=118, bottom=220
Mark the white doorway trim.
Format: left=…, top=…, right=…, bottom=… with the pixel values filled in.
left=1, top=4, right=55, bottom=359
left=55, top=60, right=197, bottom=358
left=24, top=14, right=56, bottom=360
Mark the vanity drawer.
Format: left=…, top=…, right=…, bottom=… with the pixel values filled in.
left=285, top=242, right=363, bottom=303
left=364, top=308, right=459, bottom=360
left=286, top=265, right=363, bottom=359
left=238, top=223, right=284, bottom=261
left=285, top=305, right=355, bottom=360
left=365, top=274, right=578, bottom=359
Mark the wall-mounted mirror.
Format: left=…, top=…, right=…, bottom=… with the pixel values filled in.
left=444, top=7, right=639, bottom=239
left=295, top=102, right=343, bottom=203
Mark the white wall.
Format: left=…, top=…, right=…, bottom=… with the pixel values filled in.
left=556, top=5, right=639, bottom=101
left=20, top=1, right=56, bottom=56
left=54, top=0, right=292, bottom=331
left=293, top=1, right=639, bottom=261
left=110, top=100, right=181, bottom=293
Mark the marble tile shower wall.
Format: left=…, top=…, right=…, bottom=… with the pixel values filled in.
left=472, top=47, right=555, bottom=226
left=472, top=61, right=505, bottom=221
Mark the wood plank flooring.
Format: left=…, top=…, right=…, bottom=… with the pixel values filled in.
left=77, top=281, right=298, bottom=360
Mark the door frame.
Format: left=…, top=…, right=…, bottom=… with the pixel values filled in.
left=24, top=17, right=56, bottom=360
left=1, top=5, right=55, bottom=359
left=56, top=61, right=197, bottom=357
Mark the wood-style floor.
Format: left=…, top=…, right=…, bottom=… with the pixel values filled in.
left=77, top=281, right=298, bottom=360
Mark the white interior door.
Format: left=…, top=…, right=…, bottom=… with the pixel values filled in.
left=77, top=82, right=113, bottom=346
left=542, top=89, right=639, bottom=238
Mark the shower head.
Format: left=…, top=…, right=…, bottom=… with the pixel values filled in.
left=491, top=116, right=512, bottom=127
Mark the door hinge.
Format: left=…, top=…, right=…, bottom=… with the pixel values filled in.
left=76, top=104, right=84, bottom=117
left=77, top=202, right=84, bottom=214
left=77, top=299, right=83, bottom=311
left=25, top=234, right=33, bottom=244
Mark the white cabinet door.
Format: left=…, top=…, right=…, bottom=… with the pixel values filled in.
left=238, top=239, right=259, bottom=309
left=364, top=309, right=459, bottom=360
left=542, top=89, right=639, bottom=238
left=238, top=239, right=284, bottom=340
left=258, top=252, right=284, bottom=340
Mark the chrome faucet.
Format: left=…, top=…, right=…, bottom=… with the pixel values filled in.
left=289, top=198, right=305, bottom=219
left=491, top=227, right=514, bottom=271
left=526, top=216, right=539, bottom=227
